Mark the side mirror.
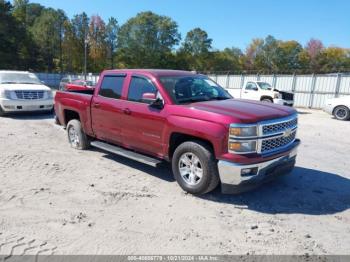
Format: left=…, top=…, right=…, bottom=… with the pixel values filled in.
left=142, top=93, right=164, bottom=109
left=142, top=93, right=157, bottom=103
left=150, top=98, right=164, bottom=109
left=253, top=87, right=258, bottom=91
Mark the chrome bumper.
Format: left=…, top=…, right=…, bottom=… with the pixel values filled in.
left=273, top=98, right=294, bottom=106
left=218, top=140, right=300, bottom=194
left=0, top=98, right=53, bottom=112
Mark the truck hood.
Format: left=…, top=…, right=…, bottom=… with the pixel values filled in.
left=187, top=99, right=296, bottom=123
left=0, top=83, right=51, bottom=91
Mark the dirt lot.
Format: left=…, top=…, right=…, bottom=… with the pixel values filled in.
left=0, top=109, right=349, bottom=255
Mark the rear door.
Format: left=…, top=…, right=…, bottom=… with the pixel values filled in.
left=120, top=75, right=167, bottom=157
left=91, top=74, right=127, bottom=144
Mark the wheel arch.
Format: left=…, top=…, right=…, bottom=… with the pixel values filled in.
left=168, top=132, right=215, bottom=160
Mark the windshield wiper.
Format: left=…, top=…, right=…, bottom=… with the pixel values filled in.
left=178, top=98, right=210, bottom=104
left=208, top=97, right=230, bottom=101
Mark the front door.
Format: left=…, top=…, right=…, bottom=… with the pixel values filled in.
left=241, top=82, right=260, bottom=100
left=120, top=75, right=167, bottom=157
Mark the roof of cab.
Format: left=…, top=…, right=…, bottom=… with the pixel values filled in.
left=102, top=69, right=197, bottom=77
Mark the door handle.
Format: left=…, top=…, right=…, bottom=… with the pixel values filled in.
left=244, top=91, right=248, bottom=94
left=123, top=108, right=131, bottom=115
left=93, top=103, right=100, bottom=108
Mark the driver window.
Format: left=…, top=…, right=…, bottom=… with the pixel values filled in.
left=246, top=82, right=258, bottom=91
left=127, top=76, right=158, bottom=103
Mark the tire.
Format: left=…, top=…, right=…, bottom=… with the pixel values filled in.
left=0, top=106, right=6, bottom=117
left=261, top=98, right=273, bottom=103
left=172, top=141, right=219, bottom=195
left=333, top=106, right=350, bottom=121
left=66, top=119, right=90, bottom=150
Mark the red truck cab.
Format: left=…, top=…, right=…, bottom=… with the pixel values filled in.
left=55, top=69, right=300, bottom=194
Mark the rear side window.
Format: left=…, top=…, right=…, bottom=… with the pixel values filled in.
left=127, top=76, right=157, bottom=103
left=99, top=75, right=125, bottom=99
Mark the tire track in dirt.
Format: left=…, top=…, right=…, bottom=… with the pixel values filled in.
left=0, top=153, right=76, bottom=177
left=0, top=233, right=57, bottom=258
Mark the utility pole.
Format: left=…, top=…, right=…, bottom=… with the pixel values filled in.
left=84, top=38, right=88, bottom=80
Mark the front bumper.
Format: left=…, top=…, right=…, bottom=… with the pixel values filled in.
left=273, top=98, right=294, bottom=107
left=0, top=98, right=53, bottom=112
left=218, top=140, right=299, bottom=194
left=323, top=103, right=334, bottom=115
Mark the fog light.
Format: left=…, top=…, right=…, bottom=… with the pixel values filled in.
left=241, top=167, right=258, bottom=177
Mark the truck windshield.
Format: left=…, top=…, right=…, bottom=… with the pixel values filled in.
left=0, top=73, right=42, bottom=85
left=257, top=82, right=272, bottom=90
left=159, top=76, right=232, bottom=104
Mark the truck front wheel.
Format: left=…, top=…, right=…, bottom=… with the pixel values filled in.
left=261, top=97, right=273, bottom=103
left=333, top=106, right=350, bottom=121
left=172, top=141, right=219, bottom=195
left=67, top=119, right=90, bottom=150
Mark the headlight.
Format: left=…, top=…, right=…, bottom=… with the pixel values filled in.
left=228, top=124, right=258, bottom=154
left=229, top=125, right=257, bottom=137
left=274, top=93, right=282, bottom=99
left=228, top=141, right=257, bottom=153
left=47, top=90, right=53, bottom=99
left=0, top=90, right=13, bottom=99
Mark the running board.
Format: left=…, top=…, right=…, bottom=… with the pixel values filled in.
left=90, top=141, right=162, bottom=167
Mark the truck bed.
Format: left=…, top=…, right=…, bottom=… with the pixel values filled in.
left=54, top=90, right=94, bottom=135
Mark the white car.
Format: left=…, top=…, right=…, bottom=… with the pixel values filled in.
left=228, top=81, right=294, bottom=106
left=323, top=96, right=350, bottom=121
left=0, top=71, right=54, bottom=116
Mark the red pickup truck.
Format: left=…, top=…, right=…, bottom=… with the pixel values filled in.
left=54, top=69, right=300, bottom=194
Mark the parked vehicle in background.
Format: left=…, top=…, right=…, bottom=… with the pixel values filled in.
left=0, top=71, right=54, bottom=116
left=323, top=96, right=350, bottom=120
left=55, top=69, right=300, bottom=195
left=228, top=81, right=294, bottom=106
left=59, top=76, right=76, bottom=90
left=65, top=79, right=96, bottom=91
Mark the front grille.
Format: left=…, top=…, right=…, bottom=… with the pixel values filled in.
left=262, top=117, right=297, bottom=135
left=261, top=131, right=296, bottom=153
left=15, top=90, right=44, bottom=100
left=281, top=92, right=294, bottom=101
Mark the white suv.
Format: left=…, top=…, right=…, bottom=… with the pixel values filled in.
left=0, top=71, right=54, bottom=116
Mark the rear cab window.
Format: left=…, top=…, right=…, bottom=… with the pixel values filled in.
left=99, top=75, right=126, bottom=99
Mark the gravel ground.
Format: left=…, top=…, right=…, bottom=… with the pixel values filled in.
left=0, top=109, right=349, bottom=256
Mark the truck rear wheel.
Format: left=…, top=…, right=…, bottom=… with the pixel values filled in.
left=67, top=119, right=89, bottom=150
left=172, top=141, right=219, bottom=195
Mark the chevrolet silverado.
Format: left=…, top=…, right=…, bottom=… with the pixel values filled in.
left=54, top=69, right=300, bottom=194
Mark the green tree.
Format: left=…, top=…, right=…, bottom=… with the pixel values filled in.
left=105, top=17, right=119, bottom=69
left=30, top=8, right=68, bottom=72
left=276, top=40, right=303, bottom=73
left=182, top=28, right=212, bottom=56
left=63, top=12, right=89, bottom=73
left=117, top=11, right=180, bottom=68
left=179, top=28, right=213, bottom=71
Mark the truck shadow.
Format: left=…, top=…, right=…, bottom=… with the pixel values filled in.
left=202, top=166, right=350, bottom=215
left=101, top=153, right=175, bottom=182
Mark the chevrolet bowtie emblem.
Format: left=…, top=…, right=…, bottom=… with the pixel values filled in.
left=283, top=129, right=292, bottom=137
